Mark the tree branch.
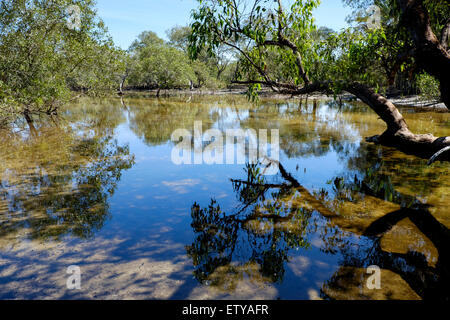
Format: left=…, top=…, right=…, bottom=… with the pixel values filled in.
left=222, top=39, right=280, bottom=93
left=272, top=0, right=311, bottom=85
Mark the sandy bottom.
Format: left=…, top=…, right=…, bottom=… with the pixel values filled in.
left=0, top=236, right=283, bottom=300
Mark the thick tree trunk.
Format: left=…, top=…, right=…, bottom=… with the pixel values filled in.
left=343, top=82, right=450, bottom=160
left=397, top=0, right=450, bottom=109
left=441, top=79, right=450, bottom=110
left=344, top=83, right=408, bottom=134
left=291, top=81, right=450, bottom=161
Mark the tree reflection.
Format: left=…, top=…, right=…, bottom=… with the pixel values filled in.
left=0, top=102, right=135, bottom=242
left=127, top=98, right=220, bottom=146
left=183, top=100, right=377, bottom=290
left=187, top=156, right=449, bottom=299
left=186, top=164, right=312, bottom=286
left=236, top=100, right=362, bottom=159
left=318, top=162, right=450, bottom=300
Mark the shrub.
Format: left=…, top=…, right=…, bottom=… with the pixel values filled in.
left=416, top=72, right=440, bottom=102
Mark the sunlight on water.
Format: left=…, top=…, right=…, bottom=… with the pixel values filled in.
left=0, top=95, right=448, bottom=300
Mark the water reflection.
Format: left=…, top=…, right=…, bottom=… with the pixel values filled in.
left=126, top=97, right=250, bottom=147
left=0, top=95, right=448, bottom=300
left=0, top=101, right=135, bottom=243
left=186, top=164, right=313, bottom=287
left=187, top=156, right=449, bottom=299
left=178, top=97, right=449, bottom=299
left=320, top=153, right=450, bottom=300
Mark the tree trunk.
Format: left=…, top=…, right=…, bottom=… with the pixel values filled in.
left=281, top=78, right=450, bottom=162
left=23, top=110, right=37, bottom=137
left=119, top=75, right=126, bottom=96
left=441, top=79, right=450, bottom=110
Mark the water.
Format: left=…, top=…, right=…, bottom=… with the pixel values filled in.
left=0, top=95, right=449, bottom=300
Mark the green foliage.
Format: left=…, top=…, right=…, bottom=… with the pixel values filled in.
left=322, top=29, right=389, bottom=89
left=127, top=30, right=225, bottom=90
left=189, top=0, right=448, bottom=98
left=0, top=0, right=125, bottom=120
left=189, top=0, right=322, bottom=87
left=167, top=26, right=192, bottom=52
left=422, top=0, right=450, bottom=39
left=344, top=0, right=449, bottom=91
left=129, top=31, right=165, bottom=52
left=416, top=72, right=440, bottom=102
left=168, top=25, right=232, bottom=85
left=128, top=33, right=195, bottom=90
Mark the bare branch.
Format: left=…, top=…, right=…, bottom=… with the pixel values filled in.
left=222, top=39, right=281, bottom=92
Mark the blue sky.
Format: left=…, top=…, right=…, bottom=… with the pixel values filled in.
left=96, top=0, right=352, bottom=49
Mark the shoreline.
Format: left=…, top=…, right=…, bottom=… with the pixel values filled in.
left=121, top=88, right=448, bottom=111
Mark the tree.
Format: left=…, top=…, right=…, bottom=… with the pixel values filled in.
left=0, top=0, right=125, bottom=126
left=343, top=0, right=450, bottom=98
left=167, top=25, right=192, bottom=51
left=129, top=30, right=165, bottom=52
left=168, top=25, right=233, bottom=83
left=395, top=0, right=450, bottom=108
left=189, top=0, right=450, bottom=162
left=127, top=31, right=196, bottom=95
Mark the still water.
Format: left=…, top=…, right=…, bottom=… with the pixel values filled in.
left=0, top=95, right=449, bottom=300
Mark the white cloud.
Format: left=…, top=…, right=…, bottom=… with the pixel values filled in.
left=162, top=179, right=201, bottom=194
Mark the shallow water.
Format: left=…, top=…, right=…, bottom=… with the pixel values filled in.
left=0, top=95, right=449, bottom=300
